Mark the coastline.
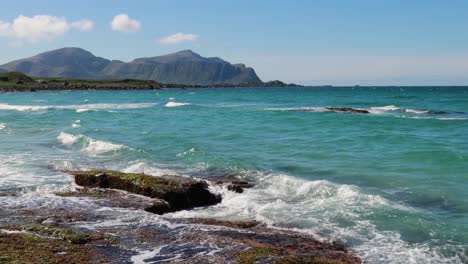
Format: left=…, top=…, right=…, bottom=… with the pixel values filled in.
left=0, top=170, right=361, bottom=263
left=0, top=72, right=301, bottom=92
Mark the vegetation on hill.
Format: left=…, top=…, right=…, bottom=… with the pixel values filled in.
left=0, top=72, right=301, bottom=92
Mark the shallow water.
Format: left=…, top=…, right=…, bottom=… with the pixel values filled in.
left=0, top=87, right=467, bottom=263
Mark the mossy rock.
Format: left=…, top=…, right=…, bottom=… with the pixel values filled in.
left=3, top=224, right=90, bottom=244
left=275, top=256, right=346, bottom=264
left=235, top=245, right=280, bottom=264
left=0, top=233, right=102, bottom=263
left=68, top=170, right=221, bottom=214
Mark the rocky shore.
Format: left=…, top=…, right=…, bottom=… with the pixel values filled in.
left=0, top=72, right=302, bottom=92
left=0, top=170, right=361, bottom=263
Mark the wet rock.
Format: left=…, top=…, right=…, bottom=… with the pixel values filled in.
left=326, top=107, right=370, bottom=114
left=215, top=227, right=362, bottom=264
left=41, top=217, right=60, bottom=226
left=213, top=178, right=255, bottom=193
left=68, top=170, right=222, bottom=214
left=189, top=218, right=260, bottom=229
left=0, top=233, right=103, bottom=263
left=56, top=188, right=171, bottom=214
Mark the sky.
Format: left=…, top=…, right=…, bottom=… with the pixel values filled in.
left=1, top=0, right=468, bottom=85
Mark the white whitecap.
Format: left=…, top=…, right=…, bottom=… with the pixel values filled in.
left=57, top=132, right=127, bottom=156
left=404, top=109, right=429, bottom=114
left=165, top=102, right=191, bottom=108
left=75, top=108, right=95, bottom=113
left=0, top=123, right=5, bottom=130
left=263, top=107, right=328, bottom=112
left=0, top=103, right=157, bottom=112
left=166, top=171, right=463, bottom=263
left=0, top=103, right=49, bottom=112
left=57, top=132, right=81, bottom=146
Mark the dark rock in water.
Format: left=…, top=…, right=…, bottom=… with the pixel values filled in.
left=189, top=218, right=261, bottom=229
left=212, top=178, right=255, bottom=193
left=227, top=180, right=255, bottom=193
left=55, top=188, right=171, bottom=215
left=227, top=184, right=244, bottom=193
left=428, top=110, right=450, bottom=115
left=326, top=107, right=370, bottom=114
left=68, top=170, right=222, bottom=214
left=6, top=185, right=361, bottom=264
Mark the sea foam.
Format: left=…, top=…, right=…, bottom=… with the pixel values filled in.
left=165, top=102, right=192, bottom=107
left=166, top=171, right=465, bottom=264
left=263, top=105, right=468, bottom=121
left=57, top=132, right=127, bottom=156
left=0, top=102, right=157, bottom=112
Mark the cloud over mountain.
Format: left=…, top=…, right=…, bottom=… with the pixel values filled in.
left=0, top=15, right=93, bottom=42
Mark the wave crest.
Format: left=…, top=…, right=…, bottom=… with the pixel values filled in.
left=263, top=105, right=468, bottom=120
left=0, top=103, right=157, bottom=112
left=57, top=132, right=128, bottom=156
left=165, top=102, right=192, bottom=108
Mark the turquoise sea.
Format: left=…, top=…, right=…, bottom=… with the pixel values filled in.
left=0, top=87, right=467, bottom=263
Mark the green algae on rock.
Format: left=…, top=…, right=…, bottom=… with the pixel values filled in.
left=4, top=224, right=91, bottom=244
left=68, top=170, right=221, bottom=214
left=0, top=233, right=104, bottom=264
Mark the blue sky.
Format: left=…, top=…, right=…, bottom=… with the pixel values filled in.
left=1, top=0, right=468, bottom=85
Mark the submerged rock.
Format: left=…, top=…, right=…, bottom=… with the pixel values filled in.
left=212, top=178, right=255, bottom=193
left=68, top=170, right=221, bottom=214
left=189, top=218, right=261, bottom=229
left=326, top=107, right=370, bottom=114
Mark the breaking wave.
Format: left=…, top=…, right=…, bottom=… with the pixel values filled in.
left=263, top=105, right=468, bottom=120
left=165, top=102, right=192, bottom=108
left=166, top=170, right=467, bottom=264
left=57, top=132, right=130, bottom=156
left=0, top=103, right=157, bottom=112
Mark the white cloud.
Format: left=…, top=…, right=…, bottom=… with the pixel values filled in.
left=111, top=14, right=141, bottom=32
left=71, top=19, right=94, bottom=32
left=0, top=15, right=93, bottom=43
left=159, top=32, right=198, bottom=44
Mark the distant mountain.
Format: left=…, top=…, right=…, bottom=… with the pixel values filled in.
left=0, top=48, right=262, bottom=85
left=0, top=48, right=109, bottom=79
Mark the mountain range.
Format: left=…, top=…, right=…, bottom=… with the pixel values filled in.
left=0, top=48, right=262, bottom=85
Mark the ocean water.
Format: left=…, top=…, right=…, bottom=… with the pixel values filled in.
left=0, top=87, right=467, bottom=263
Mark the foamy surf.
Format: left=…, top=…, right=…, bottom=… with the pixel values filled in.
left=263, top=107, right=329, bottom=112
left=262, top=105, right=468, bottom=120
left=0, top=123, right=5, bottom=130
left=57, top=132, right=129, bottom=156
left=0, top=102, right=157, bottom=112
left=165, top=102, right=192, bottom=107
left=166, top=171, right=466, bottom=264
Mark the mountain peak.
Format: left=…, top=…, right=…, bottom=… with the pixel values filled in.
left=37, top=47, right=95, bottom=58
left=166, top=49, right=202, bottom=59
left=174, top=49, right=199, bottom=56
left=0, top=47, right=262, bottom=85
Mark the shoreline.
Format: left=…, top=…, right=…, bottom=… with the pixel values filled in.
left=0, top=72, right=302, bottom=92
left=0, top=170, right=361, bottom=263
